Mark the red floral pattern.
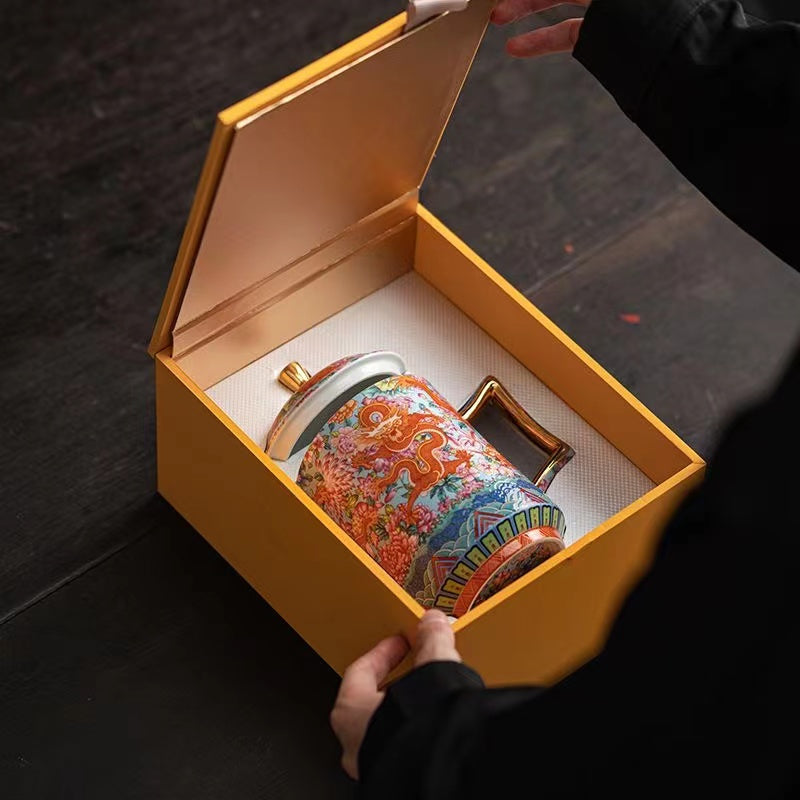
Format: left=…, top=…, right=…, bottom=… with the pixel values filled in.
left=378, top=528, right=419, bottom=585
left=297, top=374, right=562, bottom=611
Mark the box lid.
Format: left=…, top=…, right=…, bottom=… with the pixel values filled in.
left=149, top=0, right=493, bottom=358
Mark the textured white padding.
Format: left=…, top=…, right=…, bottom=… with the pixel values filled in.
left=206, top=273, right=655, bottom=546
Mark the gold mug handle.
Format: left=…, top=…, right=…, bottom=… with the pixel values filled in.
left=459, top=376, right=574, bottom=492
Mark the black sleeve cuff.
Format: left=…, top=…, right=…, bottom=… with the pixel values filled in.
left=358, top=660, right=484, bottom=782
left=573, top=0, right=714, bottom=119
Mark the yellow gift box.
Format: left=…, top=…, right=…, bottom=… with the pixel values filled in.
left=148, top=0, right=704, bottom=686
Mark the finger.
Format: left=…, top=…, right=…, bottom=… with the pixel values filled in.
left=492, top=0, right=564, bottom=25
left=338, top=634, right=409, bottom=702
left=506, top=18, right=583, bottom=57
left=414, top=609, right=462, bottom=666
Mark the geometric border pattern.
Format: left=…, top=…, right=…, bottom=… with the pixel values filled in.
left=432, top=504, right=565, bottom=612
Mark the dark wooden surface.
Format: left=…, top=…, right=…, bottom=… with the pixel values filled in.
left=2, top=1, right=799, bottom=797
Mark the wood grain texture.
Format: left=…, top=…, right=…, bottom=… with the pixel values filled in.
left=422, top=12, right=693, bottom=291
left=1, top=2, right=387, bottom=793
left=0, top=506, right=354, bottom=799
left=0, top=0, right=388, bottom=620
left=530, top=193, right=800, bottom=454
left=2, top=0, right=799, bottom=795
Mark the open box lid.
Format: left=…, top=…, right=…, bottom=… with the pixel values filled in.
left=149, top=0, right=494, bottom=362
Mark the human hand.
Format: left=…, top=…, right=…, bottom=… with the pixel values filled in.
left=330, top=609, right=462, bottom=779
left=492, top=0, right=591, bottom=58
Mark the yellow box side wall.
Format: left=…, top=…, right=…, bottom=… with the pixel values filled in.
left=452, top=462, right=704, bottom=686
left=414, top=205, right=703, bottom=484
left=155, top=353, right=422, bottom=676
left=155, top=208, right=706, bottom=686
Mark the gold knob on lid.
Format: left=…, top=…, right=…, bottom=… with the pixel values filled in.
left=278, top=361, right=312, bottom=393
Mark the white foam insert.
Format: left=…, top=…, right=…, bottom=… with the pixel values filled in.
left=207, top=273, right=655, bottom=546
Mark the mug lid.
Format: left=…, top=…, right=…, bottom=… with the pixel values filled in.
left=266, top=350, right=406, bottom=461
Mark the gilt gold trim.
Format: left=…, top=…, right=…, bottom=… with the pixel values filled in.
left=459, top=376, right=575, bottom=491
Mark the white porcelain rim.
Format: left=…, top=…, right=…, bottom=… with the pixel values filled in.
left=268, top=350, right=406, bottom=461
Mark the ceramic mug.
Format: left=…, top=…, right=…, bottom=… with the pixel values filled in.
left=266, top=352, right=573, bottom=616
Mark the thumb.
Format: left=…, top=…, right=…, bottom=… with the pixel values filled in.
left=414, top=609, right=462, bottom=666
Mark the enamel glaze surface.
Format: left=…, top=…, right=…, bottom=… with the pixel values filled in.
left=297, top=373, right=565, bottom=614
